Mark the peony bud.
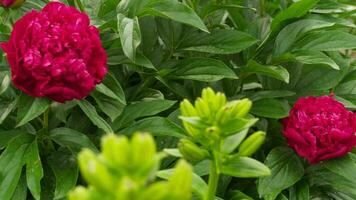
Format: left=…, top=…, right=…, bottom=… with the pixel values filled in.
left=180, top=99, right=197, bottom=117
left=168, top=160, right=193, bottom=200
left=78, top=149, right=114, bottom=192
left=195, top=98, right=211, bottom=118
left=178, top=139, right=209, bottom=162
left=0, top=0, right=25, bottom=8
left=68, top=186, right=90, bottom=200
left=238, top=131, right=266, bottom=157
left=131, top=133, right=157, bottom=177
left=232, top=99, right=252, bottom=118
left=101, top=134, right=130, bottom=169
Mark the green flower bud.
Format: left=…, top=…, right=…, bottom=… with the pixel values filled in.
left=238, top=131, right=266, bottom=157
left=78, top=149, right=114, bottom=192
left=180, top=99, right=197, bottom=117
left=233, top=99, right=252, bottom=118
left=178, top=139, right=209, bottom=162
left=182, top=121, right=201, bottom=138
left=68, top=186, right=90, bottom=200
left=140, top=182, right=170, bottom=200
left=131, top=133, right=157, bottom=176
left=205, top=126, right=220, bottom=142
left=116, top=176, right=139, bottom=199
left=215, top=92, right=227, bottom=111
left=195, top=98, right=210, bottom=118
left=168, top=160, right=193, bottom=200
left=101, top=134, right=130, bottom=169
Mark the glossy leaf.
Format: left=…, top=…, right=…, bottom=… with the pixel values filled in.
left=77, top=100, right=113, bottom=133
left=258, top=147, right=304, bottom=200
left=16, top=94, right=50, bottom=127
left=242, top=60, right=289, bottom=83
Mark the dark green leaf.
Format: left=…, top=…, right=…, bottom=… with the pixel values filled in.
left=16, top=94, right=50, bottom=127
left=251, top=99, right=290, bottom=119
left=289, top=180, right=309, bottom=200
left=77, top=100, right=113, bottom=133
left=120, top=117, right=185, bottom=138
left=293, top=50, right=339, bottom=70
left=242, top=60, right=289, bottom=83
left=181, top=29, right=258, bottom=54
left=271, top=0, right=320, bottom=30
left=258, top=147, right=304, bottom=200
left=112, top=99, right=176, bottom=130
left=140, top=0, right=208, bottom=32
left=49, top=127, right=98, bottom=153
left=48, top=148, right=78, bottom=199
left=296, top=30, right=356, bottom=51
left=0, top=133, right=34, bottom=200
left=274, top=19, right=334, bottom=55
left=26, top=140, right=43, bottom=200
left=166, top=58, right=237, bottom=82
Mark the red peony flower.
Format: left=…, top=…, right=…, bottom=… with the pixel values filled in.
left=0, top=0, right=25, bottom=8
left=283, top=96, right=356, bottom=164
left=0, top=2, right=107, bottom=103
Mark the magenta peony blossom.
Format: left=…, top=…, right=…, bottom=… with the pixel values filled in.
left=0, top=0, right=25, bottom=8
left=283, top=96, right=356, bottom=164
left=0, top=2, right=107, bottom=103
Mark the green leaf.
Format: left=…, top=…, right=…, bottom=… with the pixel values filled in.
left=48, top=148, right=78, bottom=200
left=26, top=140, right=43, bottom=200
left=222, top=129, right=249, bottom=154
left=112, top=99, right=176, bottom=130
left=274, top=19, right=334, bottom=55
left=306, top=155, right=356, bottom=198
left=117, top=14, right=141, bottom=61
left=0, top=130, right=24, bottom=150
left=157, top=169, right=208, bottom=200
left=120, top=117, right=185, bottom=138
left=221, top=156, right=270, bottom=178
left=166, top=58, right=237, bottom=82
left=181, top=29, right=258, bottom=54
left=49, top=127, right=98, bottom=153
left=251, top=99, right=290, bottom=119
left=93, top=73, right=126, bottom=121
left=229, top=190, right=254, bottom=200
left=16, top=94, right=50, bottom=127
left=140, top=0, right=208, bottom=32
left=289, top=180, right=309, bottom=200
left=296, top=30, right=356, bottom=51
left=220, top=118, right=258, bottom=136
left=11, top=173, right=27, bottom=200
left=271, top=0, right=320, bottom=30
left=242, top=60, right=289, bottom=83
left=0, top=73, right=10, bottom=95
left=0, top=133, right=34, bottom=200
left=0, top=98, right=18, bottom=124
left=248, top=90, right=295, bottom=101
left=77, top=100, right=113, bottom=133
left=293, top=50, right=339, bottom=70
left=258, top=147, right=304, bottom=200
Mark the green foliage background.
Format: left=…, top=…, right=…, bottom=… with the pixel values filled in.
left=0, top=0, right=356, bottom=199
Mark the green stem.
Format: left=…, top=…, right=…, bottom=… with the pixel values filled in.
left=206, top=159, right=219, bottom=200
left=43, top=108, right=49, bottom=133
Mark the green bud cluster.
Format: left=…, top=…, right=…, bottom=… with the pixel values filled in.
left=180, top=88, right=256, bottom=148
left=178, top=88, right=269, bottom=183
left=69, top=133, right=193, bottom=200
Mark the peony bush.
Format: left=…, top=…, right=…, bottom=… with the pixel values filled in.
left=0, top=0, right=355, bottom=200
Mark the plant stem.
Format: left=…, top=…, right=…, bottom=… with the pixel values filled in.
left=206, top=159, right=219, bottom=200
left=43, top=108, right=49, bottom=133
